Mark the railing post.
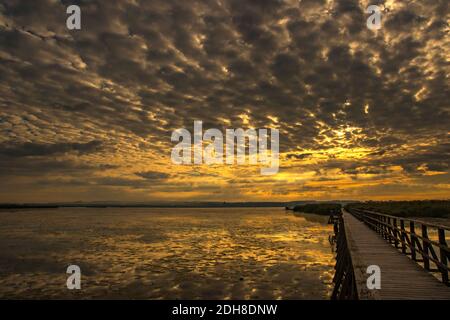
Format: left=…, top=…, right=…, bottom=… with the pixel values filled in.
left=379, top=215, right=383, bottom=234
left=387, top=217, right=391, bottom=243
left=393, top=218, right=399, bottom=248
left=400, top=220, right=406, bottom=254
left=438, top=228, right=449, bottom=285
left=384, top=217, right=392, bottom=243
left=421, top=224, right=430, bottom=271
left=410, top=221, right=417, bottom=261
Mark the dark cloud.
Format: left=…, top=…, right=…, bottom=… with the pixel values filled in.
left=0, top=140, right=103, bottom=157
left=135, top=171, right=170, bottom=180
left=0, top=157, right=116, bottom=178
left=0, top=0, right=448, bottom=201
left=287, top=153, right=313, bottom=160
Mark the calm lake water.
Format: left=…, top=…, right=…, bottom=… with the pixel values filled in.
left=0, top=207, right=335, bottom=299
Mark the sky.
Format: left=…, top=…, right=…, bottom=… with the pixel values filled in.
left=0, top=0, right=449, bottom=203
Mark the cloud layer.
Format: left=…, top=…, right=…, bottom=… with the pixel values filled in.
left=0, top=0, right=449, bottom=202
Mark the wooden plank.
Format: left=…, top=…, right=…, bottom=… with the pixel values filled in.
left=342, top=210, right=450, bottom=300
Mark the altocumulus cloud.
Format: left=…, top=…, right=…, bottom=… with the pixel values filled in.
left=0, top=0, right=448, bottom=202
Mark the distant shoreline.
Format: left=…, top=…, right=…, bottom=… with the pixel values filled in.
left=0, top=202, right=317, bottom=210
left=0, top=200, right=357, bottom=210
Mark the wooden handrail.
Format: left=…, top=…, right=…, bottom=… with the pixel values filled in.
left=356, top=213, right=450, bottom=252
left=356, top=216, right=449, bottom=271
left=331, top=215, right=358, bottom=299
left=353, top=208, right=450, bottom=231
left=348, top=208, right=450, bottom=286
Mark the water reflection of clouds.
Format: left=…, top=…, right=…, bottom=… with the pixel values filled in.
left=0, top=208, right=334, bottom=299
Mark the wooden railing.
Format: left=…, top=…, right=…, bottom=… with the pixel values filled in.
left=348, top=208, right=450, bottom=286
left=331, top=215, right=358, bottom=299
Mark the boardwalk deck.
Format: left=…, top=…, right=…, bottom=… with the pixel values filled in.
left=343, top=210, right=450, bottom=300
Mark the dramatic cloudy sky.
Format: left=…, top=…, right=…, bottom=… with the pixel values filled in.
left=0, top=0, right=449, bottom=202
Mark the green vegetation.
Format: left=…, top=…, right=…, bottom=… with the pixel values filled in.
left=293, top=203, right=341, bottom=215
left=345, top=200, right=450, bottom=218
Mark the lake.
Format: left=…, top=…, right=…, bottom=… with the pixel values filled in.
left=0, top=207, right=334, bottom=299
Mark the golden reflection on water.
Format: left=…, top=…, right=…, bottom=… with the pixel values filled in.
left=0, top=207, right=335, bottom=299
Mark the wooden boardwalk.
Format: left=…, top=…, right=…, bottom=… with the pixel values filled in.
left=343, top=210, right=450, bottom=300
